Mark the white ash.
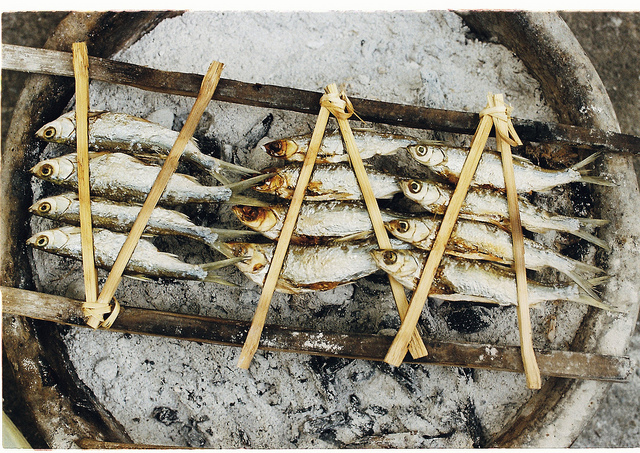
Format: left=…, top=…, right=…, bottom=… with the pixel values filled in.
left=27, top=11, right=622, bottom=449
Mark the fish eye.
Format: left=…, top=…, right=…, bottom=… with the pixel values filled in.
left=397, top=220, right=410, bottom=233
left=38, top=202, right=52, bottom=213
left=382, top=250, right=397, bottom=266
left=42, top=126, right=57, bottom=139
left=415, top=145, right=428, bottom=157
left=39, top=164, right=54, bottom=177
left=36, top=235, right=49, bottom=247
left=240, top=206, right=262, bottom=221
left=263, top=140, right=285, bottom=157
left=408, top=180, right=422, bottom=194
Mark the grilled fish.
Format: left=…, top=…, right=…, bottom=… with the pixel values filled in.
left=219, top=240, right=393, bottom=294
left=262, top=130, right=431, bottom=163
left=27, top=226, right=240, bottom=284
left=30, top=193, right=257, bottom=249
left=232, top=201, right=399, bottom=244
left=400, top=178, right=610, bottom=250
left=385, top=216, right=606, bottom=300
left=30, top=152, right=266, bottom=206
left=254, top=163, right=401, bottom=201
left=35, top=110, right=258, bottom=184
left=407, top=143, right=613, bottom=192
left=371, top=249, right=615, bottom=311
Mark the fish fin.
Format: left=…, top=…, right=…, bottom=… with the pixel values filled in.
left=578, top=175, right=616, bottom=187
left=203, top=273, right=240, bottom=287
left=334, top=231, right=374, bottom=242
left=571, top=229, right=611, bottom=251
left=446, top=250, right=507, bottom=263
left=511, top=154, right=535, bottom=165
left=416, top=139, right=447, bottom=147
left=571, top=152, right=601, bottom=171
left=226, top=173, right=275, bottom=193
left=430, top=293, right=501, bottom=305
left=201, top=256, right=246, bottom=271
left=124, top=274, right=153, bottom=282
left=226, top=194, right=270, bottom=207
left=571, top=259, right=606, bottom=275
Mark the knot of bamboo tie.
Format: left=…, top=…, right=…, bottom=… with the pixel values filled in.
left=320, top=91, right=354, bottom=120
left=479, top=103, right=523, bottom=147
left=83, top=297, right=121, bottom=329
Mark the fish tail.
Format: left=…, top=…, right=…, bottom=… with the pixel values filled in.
left=209, top=228, right=260, bottom=241
left=578, top=175, right=616, bottom=187
left=571, top=152, right=601, bottom=171
left=200, top=257, right=244, bottom=286
left=571, top=258, right=607, bottom=275
left=578, top=217, right=610, bottom=227
left=226, top=194, right=270, bottom=207
left=563, top=269, right=603, bottom=302
left=570, top=228, right=611, bottom=251
left=216, top=159, right=260, bottom=176
left=588, top=275, right=611, bottom=287
left=226, top=173, right=275, bottom=193
left=570, top=290, right=622, bottom=312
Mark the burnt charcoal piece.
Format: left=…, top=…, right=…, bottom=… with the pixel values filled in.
left=152, top=406, right=179, bottom=426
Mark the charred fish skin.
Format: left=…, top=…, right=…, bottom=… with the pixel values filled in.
left=371, top=249, right=613, bottom=310
left=407, top=143, right=613, bottom=192
left=254, top=163, right=401, bottom=201
left=385, top=216, right=606, bottom=300
left=219, top=241, right=383, bottom=294
left=262, top=130, right=420, bottom=163
left=400, top=178, right=610, bottom=250
left=232, top=201, right=399, bottom=244
left=26, top=226, right=232, bottom=283
left=30, top=152, right=232, bottom=206
left=29, top=193, right=226, bottom=248
left=35, top=110, right=259, bottom=181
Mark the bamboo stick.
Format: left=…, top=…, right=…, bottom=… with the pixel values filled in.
left=2, top=286, right=631, bottom=382
left=92, top=61, right=224, bottom=319
left=493, top=94, right=542, bottom=389
left=384, top=95, right=496, bottom=367
left=324, top=84, right=427, bottom=359
left=236, top=91, right=331, bottom=369
left=72, top=42, right=100, bottom=329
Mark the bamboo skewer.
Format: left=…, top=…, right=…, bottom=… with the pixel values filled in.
left=384, top=95, right=496, bottom=367
left=237, top=90, right=332, bottom=369
left=92, top=61, right=224, bottom=324
left=323, top=84, right=427, bottom=359
left=72, top=42, right=101, bottom=329
left=492, top=94, right=542, bottom=389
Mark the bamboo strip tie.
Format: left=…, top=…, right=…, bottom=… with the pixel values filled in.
left=237, top=90, right=332, bottom=369
left=91, top=61, right=224, bottom=326
left=72, top=42, right=104, bottom=329
left=322, top=84, right=427, bottom=359
left=384, top=94, right=496, bottom=367
left=491, top=94, right=541, bottom=389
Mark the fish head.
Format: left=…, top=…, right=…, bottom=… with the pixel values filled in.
left=370, top=249, right=421, bottom=280
left=262, top=138, right=299, bottom=159
left=232, top=205, right=279, bottom=232
left=35, top=111, right=76, bottom=143
left=401, top=179, right=448, bottom=207
left=386, top=218, right=434, bottom=243
left=29, top=193, right=76, bottom=218
left=253, top=173, right=287, bottom=194
left=30, top=155, right=76, bottom=182
left=26, top=226, right=76, bottom=251
left=221, top=242, right=269, bottom=274
left=407, top=144, right=447, bottom=167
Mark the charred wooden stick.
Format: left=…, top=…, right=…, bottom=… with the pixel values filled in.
left=324, top=84, right=427, bottom=359
left=3, top=43, right=639, bottom=154
left=1, top=286, right=631, bottom=383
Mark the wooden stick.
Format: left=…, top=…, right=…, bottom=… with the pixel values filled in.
left=324, top=84, right=427, bottom=359
left=92, top=61, right=224, bottom=318
left=236, top=92, right=331, bottom=369
left=72, top=42, right=100, bottom=329
left=493, top=94, right=542, bottom=389
left=384, top=95, right=495, bottom=367
left=5, top=43, right=639, bottom=154
left=1, top=286, right=631, bottom=382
